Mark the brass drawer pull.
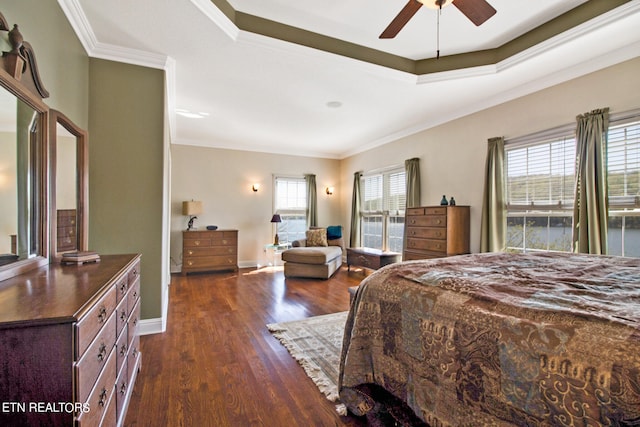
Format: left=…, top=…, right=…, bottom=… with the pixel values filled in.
left=194, top=240, right=200, bottom=246
left=98, top=388, right=108, bottom=407
left=97, top=343, right=107, bottom=362
left=120, top=310, right=127, bottom=322
left=97, top=306, right=107, bottom=323
left=120, top=343, right=128, bottom=357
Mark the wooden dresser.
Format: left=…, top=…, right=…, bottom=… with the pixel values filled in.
left=404, top=206, right=470, bottom=260
left=0, top=254, right=141, bottom=427
left=182, top=229, right=238, bottom=274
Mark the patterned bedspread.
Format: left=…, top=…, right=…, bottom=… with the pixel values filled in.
left=338, top=252, right=640, bottom=426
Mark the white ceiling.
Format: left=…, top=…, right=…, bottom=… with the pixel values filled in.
left=61, top=0, right=640, bottom=159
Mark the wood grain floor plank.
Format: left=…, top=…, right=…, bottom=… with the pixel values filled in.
left=124, top=266, right=368, bottom=426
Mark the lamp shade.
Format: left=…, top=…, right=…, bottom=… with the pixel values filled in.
left=182, top=201, right=203, bottom=216
left=270, top=214, right=282, bottom=223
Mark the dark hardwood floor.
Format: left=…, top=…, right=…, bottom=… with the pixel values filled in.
left=124, top=265, right=369, bottom=426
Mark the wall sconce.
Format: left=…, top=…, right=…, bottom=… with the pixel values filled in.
left=182, top=200, right=203, bottom=231
left=252, top=183, right=260, bottom=192
left=326, top=186, right=334, bottom=195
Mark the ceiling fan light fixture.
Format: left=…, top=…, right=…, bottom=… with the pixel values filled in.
left=420, top=0, right=454, bottom=10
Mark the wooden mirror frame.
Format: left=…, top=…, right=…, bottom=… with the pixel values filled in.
left=0, top=70, right=49, bottom=281
left=49, top=109, right=88, bottom=260
left=0, top=11, right=50, bottom=281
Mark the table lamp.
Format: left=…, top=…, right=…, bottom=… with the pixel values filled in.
left=183, top=201, right=203, bottom=230
left=270, top=214, right=282, bottom=245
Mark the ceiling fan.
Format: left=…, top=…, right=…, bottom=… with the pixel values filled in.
left=380, top=0, right=497, bottom=39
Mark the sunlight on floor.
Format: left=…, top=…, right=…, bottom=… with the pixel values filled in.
left=242, top=265, right=284, bottom=275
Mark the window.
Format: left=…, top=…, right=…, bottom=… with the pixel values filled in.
left=361, top=168, right=406, bottom=252
left=274, top=176, right=306, bottom=243
left=607, top=118, right=640, bottom=257
left=505, top=132, right=575, bottom=253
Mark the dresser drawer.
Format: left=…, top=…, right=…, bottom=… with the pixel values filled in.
left=406, top=207, right=425, bottom=216
left=116, top=325, right=129, bottom=375
left=115, top=272, right=129, bottom=302
left=128, top=333, right=141, bottom=381
left=127, top=278, right=141, bottom=314
left=406, top=215, right=447, bottom=227
left=76, top=349, right=116, bottom=427
left=116, top=296, right=128, bottom=337
left=183, top=255, right=237, bottom=269
left=116, top=357, right=129, bottom=419
left=128, top=259, right=141, bottom=284
left=76, top=311, right=117, bottom=404
left=424, top=207, right=447, bottom=215
left=76, top=285, right=118, bottom=358
left=184, top=246, right=237, bottom=257
left=183, top=237, right=211, bottom=248
left=406, top=238, right=447, bottom=253
left=211, top=232, right=237, bottom=246
left=404, top=250, right=443, bottom=260
left=406, top=227, right=446, bottom=239
left=128, top=299, right=141, bottom=344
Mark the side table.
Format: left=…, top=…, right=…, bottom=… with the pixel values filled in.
left=264, top=243, right=291, bottom=266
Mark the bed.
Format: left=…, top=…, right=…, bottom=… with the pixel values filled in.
left=338, top=252, right=640, bottom=426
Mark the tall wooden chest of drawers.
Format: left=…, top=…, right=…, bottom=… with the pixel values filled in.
left=404, top=206, right=470, bottom=260
left=0, top=254, right=141, bottom=427
left=182, top=229, right=238, bottom=274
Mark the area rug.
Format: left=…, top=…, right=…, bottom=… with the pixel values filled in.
left=267, top=311, right=348, bottom=403
left=267, top=311, right=430, bottom=426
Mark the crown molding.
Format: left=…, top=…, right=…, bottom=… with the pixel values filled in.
left=57, top=0, right=171, bottom=70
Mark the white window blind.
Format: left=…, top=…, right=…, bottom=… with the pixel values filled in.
left=607, top=117, right=640, bottom=257
left=360, top=168, right=406, bottom=252
left=506, top=136, right=576, bottom=209
left=505, top=134, right=575, bottom=253
left=274, top=176, right=307, bottom=243
left=608, top=120, right=640, bottom=208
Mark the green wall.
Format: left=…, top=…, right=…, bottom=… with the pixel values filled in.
left=88, top=59, right=165, bottom=319
left=3, top=3, right=166, bottom=321
left=2, top=1, right=89, bottom=128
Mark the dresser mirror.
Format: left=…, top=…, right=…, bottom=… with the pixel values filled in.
left=0, top=11, right=51, bottom=281
left=0, top=74, right=49, bottom=280
left=50, top=109, right=88, bottom=259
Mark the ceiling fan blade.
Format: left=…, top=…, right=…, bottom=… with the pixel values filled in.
left=452, top=0, right=496, bottom=26
left=379, top=0, right=423, bottom=39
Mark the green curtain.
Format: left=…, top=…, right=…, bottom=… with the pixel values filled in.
left=573, top=108, right=609, bottom=254
left=403, top=158, right=421, bottom=257
left=480, top=137, right=506, bottom=252
left=350, top=172, right=362, bottom=248
left=305, top=174, right=317, bottom=227
left=405, top=158, right=421, bottom=208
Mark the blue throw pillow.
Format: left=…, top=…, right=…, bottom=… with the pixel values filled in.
left=327, top=225, right=342, bottom=240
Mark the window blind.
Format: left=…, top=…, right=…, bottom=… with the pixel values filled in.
left=608, top=120, right=640, bottom=208
left=275, top=176, right=306, bottom=212
left=506, top=136, right=575, bottom=209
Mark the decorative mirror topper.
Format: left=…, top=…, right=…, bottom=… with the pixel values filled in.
left=0, top=11, right=49, bottom=99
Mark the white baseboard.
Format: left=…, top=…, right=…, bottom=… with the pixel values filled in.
left=138, top=317, right=165, bottom=335
left=138, top=285, right=170, bottom=335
